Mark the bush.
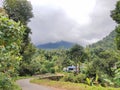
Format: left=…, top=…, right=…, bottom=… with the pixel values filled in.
left=113, top=68, right=120, bottom=87
left=0, top=73, right=21, bottom=90
left=62, top=73, right=75, bottom=82
left=40, top=67, right=48, bottom=74
left=50, top=68, right=55, bottom=74
left=61, top=73, right=87, bottom=83
left=99, top=74, right=114, bottom=87
left=74, top=74, right=86, bottom=83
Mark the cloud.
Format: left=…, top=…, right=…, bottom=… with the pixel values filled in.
left=28, top=0, right=117, bottom=46
left=29, top=0, right=96, bottom=25
left=0, top=1, right=3, bottom=7
left=81, top=0, right=117, bottom=43
left=29, top=7, right=78, bottom=44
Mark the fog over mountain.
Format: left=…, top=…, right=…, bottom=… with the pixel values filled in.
left=28, top=0, right=117, bottom=46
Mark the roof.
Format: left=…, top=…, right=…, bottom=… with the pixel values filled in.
left=67, top=65, right=76, bottom=69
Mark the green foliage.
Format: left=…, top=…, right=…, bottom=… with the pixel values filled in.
left=74, top=74, right=86, bottom=83
left=62, top=73, right=75, bottom=82
left=86, top=48, right=119, bottom=76
left=115, top=25, right=120, bottom=50
left=111, top=1, right=120, bottom=24
left=3, top=0, right=33, bottom=24
left=0, top=73, right=20, bottom=90
left=19, top=43, right=36, bottom=76
left=50, top=68, right=55, bottom=74
left=101, top=78, right=114, bottom=87
left=86, top=78, right=93, bottom=86
left=111, top=1, right=120, bottom=50
left=113, top=68, right=120, bottom=87
left=40, top=67, right=48, bottom=74
left=69, top=44, right=85, bottom=63
left=3, top=0, right=35, bottom=76
left=69, top=44, right=86, bottom=74
left=0, top=15, right=25, bottom=89
left=90, top=30, right=117, bottom=50
left=31, top=79, right=120, bottom=90
left=0, top=15, right=25, bottom=74
left=61, top=73, right=86, bottom=83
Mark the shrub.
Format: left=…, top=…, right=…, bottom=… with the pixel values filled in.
left=40, top=67, right=48, bottom=74
left=0, top=73, right=21, bottom=90
left=0, top=15, right=24, bottom=90
left=62, top=73, right=75, bottom=82
left=50, top=68, right=55, bottom=74
left=74, top=74, right=86, bottom=83
left=113, top=68, right=120, bottom=87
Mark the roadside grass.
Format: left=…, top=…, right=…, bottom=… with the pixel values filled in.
left=13, top=84, right=22, bottom=90
left=15, top=76, right=32, bottom=80
left=30, top=79, right=120, bottom=90
left=0, top=83, right=22, bottom=90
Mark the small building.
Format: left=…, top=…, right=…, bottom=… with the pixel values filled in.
left=63, top=65, right=76, bottom=72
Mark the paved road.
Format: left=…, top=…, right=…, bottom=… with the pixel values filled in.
left=17, top=79, right=54, bottom=90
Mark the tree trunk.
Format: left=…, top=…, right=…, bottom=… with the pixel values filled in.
left=75, top=63, right=78, bottom=75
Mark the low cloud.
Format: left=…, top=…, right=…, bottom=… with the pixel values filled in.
left=28, top=0, right=117, bottom=46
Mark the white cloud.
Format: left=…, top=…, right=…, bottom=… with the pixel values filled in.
left=28, top=0, right=117, bottom=46
left=29, top=0, right=96, bottom=25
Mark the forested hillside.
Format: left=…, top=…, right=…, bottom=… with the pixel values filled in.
left=37, top=41, right=74, bottom=49
left=90, top=30, right=117, bottom=50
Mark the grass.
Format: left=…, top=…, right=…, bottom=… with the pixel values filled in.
left=15, top=76, right=32, bottom=80
left=30, top=79, right=120, bottom=90
left=0, top=83, right=22, bottom=90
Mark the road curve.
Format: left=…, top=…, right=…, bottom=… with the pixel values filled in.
left=17, top=79, right=54, bottom=90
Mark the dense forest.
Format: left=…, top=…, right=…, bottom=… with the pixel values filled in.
left=0, top=0, right=120, bottom=90
left=90, top=30, right=117, bottom=50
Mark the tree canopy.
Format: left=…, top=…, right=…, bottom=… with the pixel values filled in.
left=0, top=14, right=25, bottom=90
left=111, top=1, right=120, bottom=50
left=3, top=0, right=33, bottom=25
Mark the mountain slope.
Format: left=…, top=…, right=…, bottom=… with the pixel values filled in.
left=90, top=30, right=117, bottom=50
left=37, top=41, right=74, bottom=49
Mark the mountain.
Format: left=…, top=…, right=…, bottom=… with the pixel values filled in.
left=37, top=41, right=74, bottom=49
left=90, top=30, right=117, bottom=50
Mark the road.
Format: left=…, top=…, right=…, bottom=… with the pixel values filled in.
left=17, top=79, right=55, bottom=90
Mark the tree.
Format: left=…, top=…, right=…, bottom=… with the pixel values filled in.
left=3, top=0, right=33, bottom=24
left=111, top=1, right=120, bottom=87
left=111, top=1, right=120, bottom=50
left=3, top=0, right=34, bottom=53
left=69, top=44, right=86, bottom=74
left=19, top=43, right=36, bottom=76
left=0, top=14, right=25, bottom=89
left=3, top=0, right=36, bottom=76
left=3, top=0, right=33, bottom=47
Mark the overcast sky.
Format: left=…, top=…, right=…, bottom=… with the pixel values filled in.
left=27, top=0, right=117, bottom=45
left=0, top=0, right=117, bottom=45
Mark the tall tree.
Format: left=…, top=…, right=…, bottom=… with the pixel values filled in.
left=3, top=0, right=33, bottom=24
left=111, top=1, right=120, bottom=86
left=3, top=0, right=35, bottom=76
left=3, top=0, right=33, bottom=51
left=0, top=14, right=25, bottom=90
left=69, top=44, right=86, bottom=74
left=111, top=1, right=120, bottom=50
left=3, top=0, right=33, bottom=44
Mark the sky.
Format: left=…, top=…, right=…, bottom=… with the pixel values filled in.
left=27, top=0, right=117, bottom=45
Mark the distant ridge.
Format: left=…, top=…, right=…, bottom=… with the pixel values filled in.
left=37, top=41, right=74, bottom=49
left=90, top=30, right=117, bottom=50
